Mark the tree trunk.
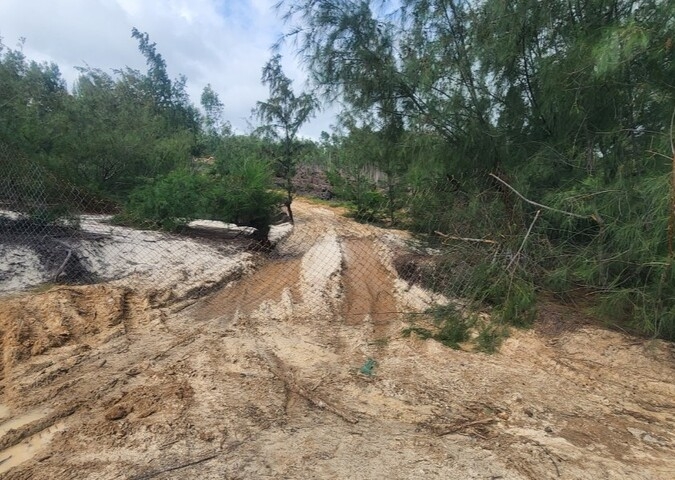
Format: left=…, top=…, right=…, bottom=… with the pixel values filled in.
left=249, top=221, right=273, bottom=251
left=285, top=198, right=295, bottom=225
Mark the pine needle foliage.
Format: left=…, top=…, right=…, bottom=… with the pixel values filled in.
left=284, top=0, right=675, bottom=340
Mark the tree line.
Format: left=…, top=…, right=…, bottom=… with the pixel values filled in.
left=0, top=30, right=315, bottom=244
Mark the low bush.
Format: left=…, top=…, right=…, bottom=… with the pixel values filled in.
left=124, top=158, right=283, bottom=239
left=476, top=324, right=510, bottom=353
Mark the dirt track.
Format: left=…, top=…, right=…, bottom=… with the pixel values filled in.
left=1, top=200, right=674, bottom=479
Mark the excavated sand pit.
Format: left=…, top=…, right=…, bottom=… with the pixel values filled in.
left=0, top=199, right=674, bottom=479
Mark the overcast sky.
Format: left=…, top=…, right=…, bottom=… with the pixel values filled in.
left=0, top=0, right=336, bottom=138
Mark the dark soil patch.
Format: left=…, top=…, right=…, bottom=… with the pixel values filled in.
left=286, top=165, right=332, bottom=200
left=0, top=218, right=98, bottom=285
left=393, top=252, right=456, bottom=294
left=531, top=295, right=593, bottom=337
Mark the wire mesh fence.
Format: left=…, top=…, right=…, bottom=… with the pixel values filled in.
left=1, top=142, right=549, bottom=347
left=0, top=145, right=249, bottom=299
left=1, top=145, right=458, bottom=325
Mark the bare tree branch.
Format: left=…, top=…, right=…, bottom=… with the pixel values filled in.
left=508, top=210, right=541, bottom=272
left=489, top=173, right=601, bottom=223
left=434, top=231, right=498, bottom=245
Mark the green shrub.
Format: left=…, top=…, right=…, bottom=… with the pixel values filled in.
left=326, top=169, right=386, bottom=222
left=401, top=326, right=433, bottom=339
left=499, top=278, right=537, bottom=328
left=427, top=305, right=471, bottom=349
left=126, top=169, right=211, bottom=230
left=435, top=317, right=470, bottom=349
left=210, top=158, right=284, bottom=239
left=596, top=262, right=675, bottom=341
left=125, top=159, right=283, bottom=238
left=461, top=260, right=538, bottom=328
left=476, top=324, right=509, bottom=353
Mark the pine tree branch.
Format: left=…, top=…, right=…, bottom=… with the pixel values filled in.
left=488, top=173, right=601, bottom=223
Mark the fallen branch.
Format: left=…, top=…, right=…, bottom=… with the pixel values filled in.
left=507, top=209, right=541, bottom=273
left=261, top=349, right=359, bottom=424
left=129, top=453, right=219, bottom=480
left=489, top=173, right=601, bottom=223
left=532, top=441, right=561, bottom=478
left=437, top=417, right=496, bottom=436
left=434, top=231, right=498, bottom=245
left=158, top=439, right=180, bottom=450
left=52, top=240, right=73, bottom=282
left=152, top=336, right=196, bottom=361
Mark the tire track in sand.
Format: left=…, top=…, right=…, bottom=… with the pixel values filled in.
left=190, top=199, right=401, bottom=339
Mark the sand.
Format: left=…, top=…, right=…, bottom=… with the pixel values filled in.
left=0, top=199, right=673, bottom=479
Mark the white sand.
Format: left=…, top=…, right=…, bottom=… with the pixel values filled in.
left=187, top=219, right=256, bottom=235
left=1, top=206, right=447, bottom=316
left=269, top=223, right=294, bottom=243
left=393, top=278, right=449, bottom=312
left=0, top=210, right=22, bottom=221
left=0, top=213, right=253, bottom=297
left=0, top=245, right=46, bottom=294
left=300, top=232, right=342, bottom=299
left=186, top=220, right=293, bottom=242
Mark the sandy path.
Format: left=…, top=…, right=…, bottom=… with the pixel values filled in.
left=191, top=199, right=410, bottom=325
left=0, top=199, right=673, bottom=479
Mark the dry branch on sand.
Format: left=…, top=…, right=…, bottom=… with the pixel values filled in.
left=260, top=349, right=359, bottom=425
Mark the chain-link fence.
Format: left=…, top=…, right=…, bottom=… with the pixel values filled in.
left=2, top=145, right=473, bottom=329
left=6, top=142, right=643, bottom=346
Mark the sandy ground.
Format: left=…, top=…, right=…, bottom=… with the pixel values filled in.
left=0, top=199, right=674, bottom=479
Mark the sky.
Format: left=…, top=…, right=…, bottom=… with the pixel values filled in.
left=0, top=0, right=337, bottom=139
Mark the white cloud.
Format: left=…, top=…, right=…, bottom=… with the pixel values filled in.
left=0, top=0, right=336, bottom=138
